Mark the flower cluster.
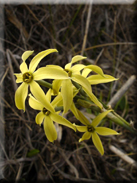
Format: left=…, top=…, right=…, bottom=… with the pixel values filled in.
left=14, top=49, right=119, bottom=155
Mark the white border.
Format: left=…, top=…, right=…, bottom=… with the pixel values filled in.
left=0, top=0, right=135, bottom=4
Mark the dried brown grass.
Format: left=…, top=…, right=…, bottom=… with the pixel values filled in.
left=1, top=3, right=137, bottom=182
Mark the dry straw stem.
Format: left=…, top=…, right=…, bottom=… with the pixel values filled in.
left=109, top=145, right=137, bottom=169
left=108, top=75, right=136, bottom=108
left=81, top=4, right=92, bottom=57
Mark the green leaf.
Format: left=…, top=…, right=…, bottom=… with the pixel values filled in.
left=27, top=149, right=40, bottom=157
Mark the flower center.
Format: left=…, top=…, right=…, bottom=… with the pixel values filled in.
left=64, top=69, right=72, bottom=77
left=87, top=125, right=95, bottom=132
left=23, top=72, right=33, bottom=83
left=42, top=107, right=50, bottom=116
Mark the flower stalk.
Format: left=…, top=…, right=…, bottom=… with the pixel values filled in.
left=36, top=79, right=137, bottom=135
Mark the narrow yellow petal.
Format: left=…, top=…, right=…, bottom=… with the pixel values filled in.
left=65, top=63, right=71, bottom=70
left=29, top=94, right=44, bottom=110
left=91, top=110, right=112, bottom=127
left=73, top=124, right=87, bottom=132
left=43, top=116, right=57, bottom=142
left=50, top=113, right=76, bottom=131
left=29, top=49, right=58, bottom=72
left=30, top=81, right=54, bottom=113
left=52, top=79, right=62, bottom=95
left=87, top=74, right=118, bottom=85
left=95, top=127, right=119, bottom=136
left=91, top=132, right=104, bottom=155
left=22, top=50, right=34, bottom=62
left=33, top=67, right=68, bottom=80
left=85, top=65, right=106, bottom=78
left=51, top=93, right=63, bottom=108
left=83, top=88, right=103, bottom=109
left=20, top=62, right=28, bottom=73
left=72, top=74, right=92, bottom=93
left=71, top=64, right=85, bottom=75
left=36, top=111, right=45, bottom=125
left=46, top=65, right=63, bottom=70
left=71, top=55, right=87, bottom=64
left=79, top=131, right=92, bottom=142
left=70, top=102, right=79, bottom=120
left=71, top=105, right=90, bottom=126
left=45, top=89, right=52, bottom=103
left=61, top=79, right=73, bottom=114
left=15, top=83, right=28, bottom=111
left=14, top=73, right=23, bottom=83
left=82, top=68, right=91, bottom=78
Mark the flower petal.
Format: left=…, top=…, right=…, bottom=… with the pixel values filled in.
left=51, top=93, right=63, bottom=108
left=29, top=94, right=44, bottom=110
left=36, top=111, right=45, bottom=125
left=61, top=79, right=73, bottom=114
left=87, top=74, right=118, bottom=85
left=71, top=55, right=87, bottom=64
left=95, top=127, right=119, bottom=136
left=82, top=68, right=91, bottom=78
left=65, top=63, right=71, bottom=70
left=82, top=88, right=103, bottom=109
left=70, top=102, right=79, bottom=120
left=29, top=49, right=58, bottom=72
left=91, top=110, right=112, bottom=127
left=30, top=81, right=54, bottom=113
left=20, top=62, right=28, bottom=73
left=92, top=132, right=104, bottom=155
left=14, top=73, right=23, bottom=83
left=22, top=50, right=34, bottom=62
left=50, top=113, right=76, bottom=131
left=52, top=79, right=62, bottom=95
left=43, top=116, right=57, bottom=142
left=33, top=67, right=68, bottom=80
left=71, top=64, right=85, bottom=75
left=72, top=74, right=92, bottom=93
left=15, top=82, right=28, bottom=111
left=45, top=89, right=52, bottom=103
left=79, top=131, right=92, bottom=142
left=70, top=104, right=90, bottom=126
left=46, top=65, right=63, bottom=70
left=85, top=65, right=106, bottom=78
left=73, top=124, right=87, bottom=132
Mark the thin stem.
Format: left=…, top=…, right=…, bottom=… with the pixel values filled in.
left=36, top=80, right=52, bottom=89
left=36, top=79, right=137, bottom=135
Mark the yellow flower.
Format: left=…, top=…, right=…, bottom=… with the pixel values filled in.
left=73, top=109, right=119, bottom=155
left=14, top=49, right=68, bottom=112
left=82, top=68, right=118, bottom=85
left=28, top=89, right=76, bottom=142
left=36, top=55, right=103, bottom=114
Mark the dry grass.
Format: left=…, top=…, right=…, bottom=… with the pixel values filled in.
left=1, top=3, right=137, bottom=182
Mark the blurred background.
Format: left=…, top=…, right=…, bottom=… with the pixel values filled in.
left=0, top=2, right=137, bottom=182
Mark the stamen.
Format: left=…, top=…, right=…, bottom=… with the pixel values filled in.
left=87, top=125, right=95, bottom=132
left=42, top=107, right=50, bottom=116
left=23, top=72, right=33, bottom=83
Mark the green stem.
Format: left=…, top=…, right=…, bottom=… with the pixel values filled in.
left=36, top=80, right=52, bottom=89
left=75, top=96, right=137, bottom=135
left=36, top=79, right=137, bottom=135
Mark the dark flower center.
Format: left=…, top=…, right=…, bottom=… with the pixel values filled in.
left=87, top=125, right=95, bottom=132
left=64, top=69, right=72, bottom=77
left=23, top=72, right=33, bottom=83
left=42, top=107, right=50, bottom=116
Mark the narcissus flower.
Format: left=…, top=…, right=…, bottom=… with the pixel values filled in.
left=14, top=49, right=67, bottom=112
left=36, top=55, right=103, bottom=114
left=73, top=109, right=119, bottom=155
left=28, top=89, right=76, bottom=142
